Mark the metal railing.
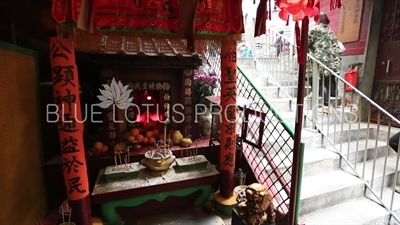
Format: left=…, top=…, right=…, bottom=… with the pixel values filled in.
left=306, top=56, right=400, bottom=223
left=237, top=30, right=299, bottom=111
left=201, top=40, right=305, bottom=225
left=238, top=28, right=400, bottom=223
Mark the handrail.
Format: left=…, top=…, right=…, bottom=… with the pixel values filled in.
left=243, top=27, right=400, bottom=224
left=204, top=40, right=304, bottom=225
left=238, top=66, right=305, bottom=225
left=251, top=31, right=298, bottom=103
left=306, top=50, right=400, bottom=223
left=307, top=54, right=400, bottom=125
left=238, top=66, right=296, bottom=136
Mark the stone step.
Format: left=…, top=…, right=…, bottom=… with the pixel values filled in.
left=300, top=196, right=397, bottom=225
left=258, top=86, right=311, bottom=99
left=264, top=139, right=389, bottom=180
left=365, top=187, right=400, bottom=222
left=326, top=139, right=390, bottom=164
left=299, top=170, right=364, bottom=215
left=299, top=156, right=400, bottom=215
left=342, top=155, right=400, bottom=191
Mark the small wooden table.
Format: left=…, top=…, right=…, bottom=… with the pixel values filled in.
left=92, top=159, right=219, bottom=225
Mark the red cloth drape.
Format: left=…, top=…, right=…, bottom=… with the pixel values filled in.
left=254, top=0, right=268, bottom=37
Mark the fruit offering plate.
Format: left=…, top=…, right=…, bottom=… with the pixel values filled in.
left=125, top=127, right=159, bottom=146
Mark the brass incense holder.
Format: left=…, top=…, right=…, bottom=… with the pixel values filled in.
left=140, top=149, right=175, bottom=171
left=141, top=119, right=175, bottom=171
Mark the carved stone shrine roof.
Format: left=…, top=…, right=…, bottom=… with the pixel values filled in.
left=100, top=36, right=198, bottom=57
left=94, top=36, right=203, bottom=68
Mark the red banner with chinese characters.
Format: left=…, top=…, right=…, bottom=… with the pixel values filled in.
left=219, top=40, right=238, bottom=171
left=92, top=0, right=243, bottom=35
left=52, top=0, right=82, bottom=23
left=49, top=37, right=89, bottom=201
left=52, top=0, right=67, bottom=23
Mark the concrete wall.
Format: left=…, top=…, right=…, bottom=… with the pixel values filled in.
left=320, top=0, right=373, bottom=56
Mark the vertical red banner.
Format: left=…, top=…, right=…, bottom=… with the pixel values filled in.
left=219, top=40, right=238, bottom=198
left=52, top=0, right=67, bottom=23
left=49, top=37, right=89, bottom=201
left=71, top=0, right=83, bottom=23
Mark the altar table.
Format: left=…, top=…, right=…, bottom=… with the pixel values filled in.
left=91, top=160, right=219, bottom=225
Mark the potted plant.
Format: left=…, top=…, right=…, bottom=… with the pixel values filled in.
left=194, top=70, right=219, bottom=138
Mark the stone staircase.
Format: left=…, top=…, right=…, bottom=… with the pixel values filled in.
left=238, top=63, right=400, bottom=225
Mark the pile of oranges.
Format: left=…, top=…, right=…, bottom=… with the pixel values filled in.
left=86, top=141, right=109, bottom=157
left=123, top=127, right=160, bottom=145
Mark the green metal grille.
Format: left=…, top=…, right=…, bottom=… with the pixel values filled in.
left=201, top=41, right=304, bottom=223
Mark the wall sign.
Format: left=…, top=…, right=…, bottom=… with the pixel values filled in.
left=337, top=0, right=364, bottom=43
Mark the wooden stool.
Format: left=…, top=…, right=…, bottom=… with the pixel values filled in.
left=92, top=217, right=103, bottom=225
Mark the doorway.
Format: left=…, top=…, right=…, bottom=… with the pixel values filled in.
left=372, top=0, right=400, bottom=124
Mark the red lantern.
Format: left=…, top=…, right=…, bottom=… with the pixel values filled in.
left=277, top=0, right=320, bottom=21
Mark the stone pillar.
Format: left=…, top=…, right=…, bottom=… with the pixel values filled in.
left=219, top=39, right=238, bottom=198
left=49, top=37, right=92, bottom=225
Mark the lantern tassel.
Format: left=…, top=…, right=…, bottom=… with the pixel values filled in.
left=300, top=17, right=309, bottom=65
left=254, top=0, right=268, bottom=37
left=330, top=0, right=342, bottom=10
left=268, top=0, right=272, bottom=20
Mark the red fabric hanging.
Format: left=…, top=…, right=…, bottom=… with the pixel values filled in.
left=295, top=22, right=302, bottom=64
left=314, top=1, right=320, bottom=23
left=254, top=0, right=268, bottom=37
left=330, top=0, right=342, bottom=10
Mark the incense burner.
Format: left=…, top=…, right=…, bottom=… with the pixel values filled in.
left=140, top=149, right=176, bottom=171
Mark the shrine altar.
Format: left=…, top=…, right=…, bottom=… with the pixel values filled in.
left=91, top=157, right=219, bottom=225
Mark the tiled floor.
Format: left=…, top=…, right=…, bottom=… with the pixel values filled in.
left=45, top=207, right=232, bottom=225
left=130, top=207, right=231, bottom=225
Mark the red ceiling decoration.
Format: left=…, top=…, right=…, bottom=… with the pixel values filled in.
left=276, top=0, right=320, bottom=21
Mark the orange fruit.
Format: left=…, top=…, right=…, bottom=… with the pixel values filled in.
left=143, top=137, right=149, bottom=144
left=130, top=128, right=140, bottom=136
left=148, top=137, right=155, bottom=144
left=127, top=135, right=135, bottom=142
left=101, top=145, right=109, bottom=153
left=114, top=143, right=125, bottom=153
left=94, top=142, right=103, bottom=150
left=146, top=131, right=154, bottom=138
left=136, top=134, right=144, bottom=142
left=153, top=129, right=159, bottom=136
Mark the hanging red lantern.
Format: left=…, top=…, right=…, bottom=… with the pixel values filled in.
left=276, top=0, right=320, bottom=21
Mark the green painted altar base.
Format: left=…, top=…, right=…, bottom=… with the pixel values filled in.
left=92, top=159, right=219, bottom=225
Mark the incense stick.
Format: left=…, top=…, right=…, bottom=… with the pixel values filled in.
left=68, top=208, right=72, bottom=223
left=62, top=207, right=65, bottom=224
left=118, top=154, right=122, bottom=167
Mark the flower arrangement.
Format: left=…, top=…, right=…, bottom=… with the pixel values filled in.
left=194, top=72, right=219, bottom=112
